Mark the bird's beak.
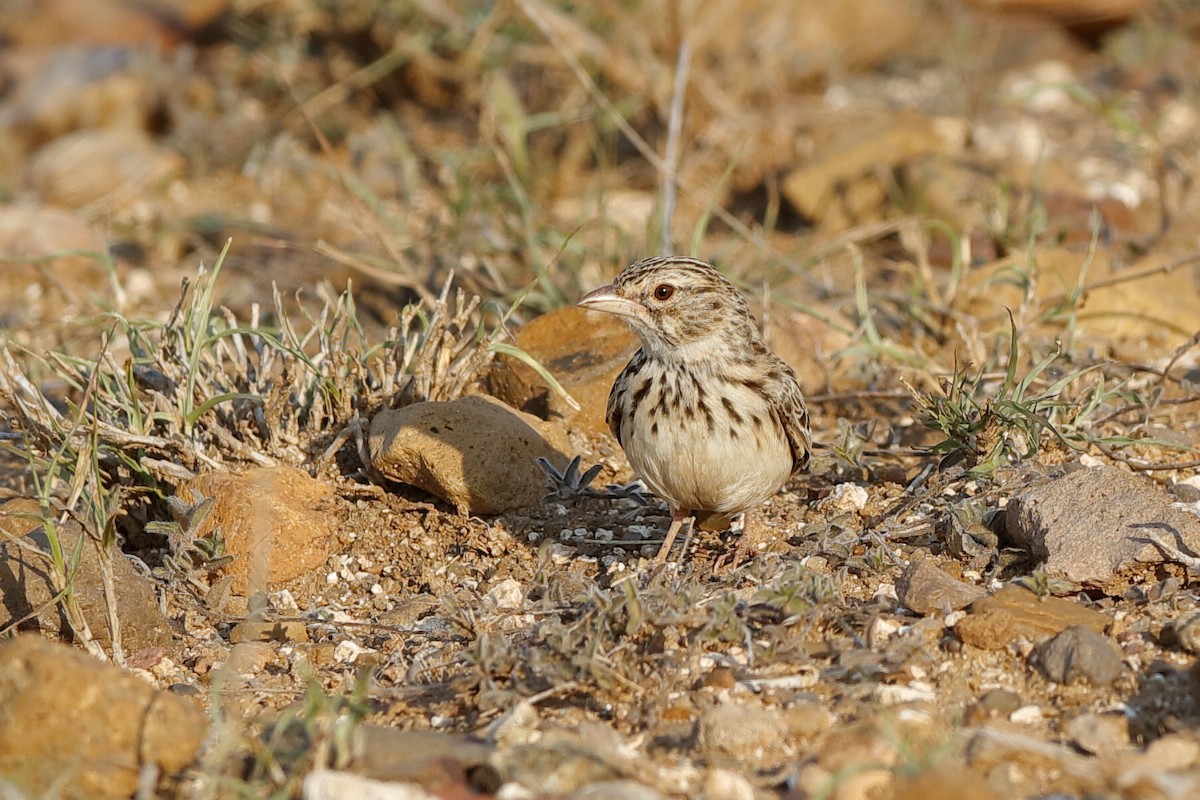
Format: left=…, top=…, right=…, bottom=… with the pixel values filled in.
left=578, top=284, right=641, bottom=319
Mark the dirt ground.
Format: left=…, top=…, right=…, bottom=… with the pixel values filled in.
left=3, top=1, right=1200, bottom=798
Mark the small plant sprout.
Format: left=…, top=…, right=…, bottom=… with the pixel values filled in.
left=537, top=455, right=650, bottom=504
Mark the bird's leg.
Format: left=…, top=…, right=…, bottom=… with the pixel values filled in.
left=654, top=508, right=694, bottom=564
left=719, top=511, right=757, bottom=571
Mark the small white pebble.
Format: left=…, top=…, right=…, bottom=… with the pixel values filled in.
left=547, top=543, right=574, bottom=565
left=803, top=555, right=830, bottom=572
left=944, top=610, right=967, bottom=626
left=594, top=528, right=614, bottom=542
left=486, top=578, right=525, bottom=610
left=875, top=681, right=936, bottom=705
left=325, top=572, right=338, bottom=585
left=496, top=783, right=536, bottom=800
left=1079, top=454, right=1104, bottom=468
left=370, top=583, right=383, bottom=595
left=868, top=617, right=901, bottom=646
left=271, top=589, right=299, bottom=610
left=1010, top=705, right=1044, bottom=724
left=817, top=483, right=868, bottom=514
left=333, top=640, right=373, bottom=664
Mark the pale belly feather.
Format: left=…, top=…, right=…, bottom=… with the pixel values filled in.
left=625, top=382, right=793, bottom=515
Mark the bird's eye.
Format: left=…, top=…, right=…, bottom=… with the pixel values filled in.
left=652, top=284, right=675, bottom=301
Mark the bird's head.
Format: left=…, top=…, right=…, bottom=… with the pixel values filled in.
left=578, top=256, right=757, bottom=360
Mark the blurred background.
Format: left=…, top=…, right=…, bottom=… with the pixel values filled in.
left=0, top=0, right=1196, bottom=382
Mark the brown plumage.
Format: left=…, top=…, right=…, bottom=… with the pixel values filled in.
left=578, top=256, right=811, bottom=565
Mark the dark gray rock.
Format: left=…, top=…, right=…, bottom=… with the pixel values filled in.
left=1033, top=625, right=1124, bottom=687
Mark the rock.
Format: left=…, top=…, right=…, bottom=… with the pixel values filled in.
left=955, top=584, right=1110, bottom=650
left=350, top=727, right=495, bottom=786
left=0, top=498, right=174, bottom=653
left=1065, top=712, right=1130, bottom=755
left=491, top=725, right=633, bottom=794
left=699, top=769, right=755, bottom=800
left=965, top=0, right=1151, bottom=39
left=892, top=762, right=1002, bottom=800
left=0, top=634, right=206, bottom=799
left=27, top=128, right=184, bottom=208
left=965, top=247, right=1200, bottom=361
left=696, top=703, right=792, bottom=771
left=368, top=394, right=570, bottom=515
left=0, top=203, right=111, bottom=323
left=228, top=617, right=309, bottom=644
left=178, top=465, right=338, bottom=595
left=965, top=689, right=1023, bottom=725
left=0, top=45, right=156, bottom=151
left=897, top=559, right=988, bottom=615
left=782, top=113, right=957, bottom=232
left=966, top=725, right=1102, bottom=792
left=484, top=305, right=638, bottom=434
left=1167, top=609, right=1200, bottom=654
left=2, top=0, right=231, bottom=48
left=572, top=781, right=667, bottom=800
left=1004, top=465, right=1200, bottom=587
left=1034, top=626, right=1124, bottom=686
left=785, top=702, right=835, bottom=743
left=765, top=306, right=853, bottom=404
left=303, top=770, right=437, bottom=800
left=816, top=483, right=869, bottom=516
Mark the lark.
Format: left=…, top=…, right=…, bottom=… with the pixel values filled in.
left=579, top=256, right=811, bottom=565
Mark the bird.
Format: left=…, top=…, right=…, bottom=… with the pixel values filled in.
left=578, top=255, right=811, bottom=566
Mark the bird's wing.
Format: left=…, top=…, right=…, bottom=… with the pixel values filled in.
left=606, top=350, right=646, bottom=447
left=768, top=363, right=812, bottom=474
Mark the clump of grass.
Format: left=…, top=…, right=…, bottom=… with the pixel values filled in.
left=909, top=312, right=1111, bottom=476
left=146, top=493, right=236, bottom=610
left=0, top=244, right=566, bottom=491
left=0, top=244, right=569, bottom=660
left=198, top=668, right=372, bottom=798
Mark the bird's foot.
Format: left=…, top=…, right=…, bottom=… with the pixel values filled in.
left=714, top=512, right=758, bottom=574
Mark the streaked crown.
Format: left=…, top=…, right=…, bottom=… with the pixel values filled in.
left=606, top=256, right=758, bottom=355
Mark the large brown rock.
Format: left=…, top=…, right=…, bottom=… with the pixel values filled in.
left=0, top=498, right=174, bottom=653
left=368, top=394, right=570, bottom=515
left=27, top=128, right=184, bottom=208
left=0, top=204, right=112, bottom=323
left=484, top=305, right=638, bottom=434
left=0, top=634, right=206, bottom=799
left=1004, top=464, right=1200, bottom=588
left=782, top=113, right=957, bottom=233
left=179, top=465, right=338, bottom=594
left=955, top=584, right=1110, bottom=650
